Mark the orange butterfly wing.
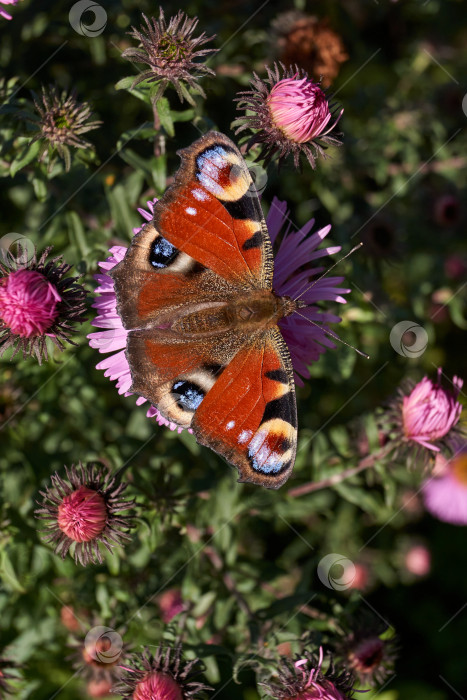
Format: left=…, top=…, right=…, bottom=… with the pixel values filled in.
left=192, top=328, right=297, bottom=489
left=155, top=132, right=273, bottom=289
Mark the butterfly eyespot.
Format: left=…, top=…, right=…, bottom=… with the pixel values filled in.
left=149, top=235, right=179, bottom=268
left=172, top=380, right=205, bottom=411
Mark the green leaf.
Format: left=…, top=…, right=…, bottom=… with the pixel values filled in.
left=151, top=154, right=167, bottom=193
left=0, top=550, right=26, bottom=593
left=172, top=108, right=195, bottom=123
left=10, top=140, right=41, bottom=177
left=155, top=97, right=175, bottom=138
left=115, top=76, right=138, bottom=91
left=118, top=123, right=155, bottom=143
left=256, top=592, right=316, bottom=620
left=32, top=175, right=48, bottom=201
left=106, top=184, right=137, bottom=239
left=66, top=211, right=90, bottom=258
left=119, top=148, right=153, bottom=177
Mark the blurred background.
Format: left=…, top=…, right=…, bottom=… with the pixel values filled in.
left=0, top=1, right=466, bottom=698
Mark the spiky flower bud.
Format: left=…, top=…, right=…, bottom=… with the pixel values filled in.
left=122, top=8, right=217, bottom=105
left=29, top=85, right=101, bottom=171
left=233, top=63, right=343, bottom=168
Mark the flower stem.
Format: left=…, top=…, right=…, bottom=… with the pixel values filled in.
left=288, top=444, right=394, bottom=498
left=151, top=97, right=162, bottom=158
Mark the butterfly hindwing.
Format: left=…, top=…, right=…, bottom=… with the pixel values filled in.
left=191, top=328, right=297, bottom=489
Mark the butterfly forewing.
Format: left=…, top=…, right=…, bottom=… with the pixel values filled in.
left=155, top=132, right=274, bottom=289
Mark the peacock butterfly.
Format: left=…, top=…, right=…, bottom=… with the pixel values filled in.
left=111, top=131, right=305, bottom=489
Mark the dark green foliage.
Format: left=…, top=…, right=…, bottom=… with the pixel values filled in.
left=0, top=1, right=465, bottom=699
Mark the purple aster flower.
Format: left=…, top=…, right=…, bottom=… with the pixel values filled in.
left=262, top=647, right=355, bottom=699
left=0, top=0, right=17, bottom=21
left=88, top=196, right=349, bottom=425
left=268, top=197, right=349, bottom=386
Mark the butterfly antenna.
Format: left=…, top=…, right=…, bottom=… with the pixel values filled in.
left=294, top=242, right=363, bottom=303
left=293, top=309, right=370, bottom=359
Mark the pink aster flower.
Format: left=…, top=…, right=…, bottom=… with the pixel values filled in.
left=57, top=485, right=108, bottom=543
left=116, top=645, right=211, bottom=699
left=268, top=78, right=336, bottom=144
left=0, top=0, right=17, bottom=20
left=263, top=647, right=354, bottom=699
left=0, top=269, right=61, bottom=338
left=422, top=444, right=467, bottom=525
left=88, top=197, right=349, bottom=421
left=0, top=247, right=87, bottom=362
left=234, top=62, right=343, bottom=168
left=402, top=369, right=463, bottom=451
left=133, top=672, right=183, bottom=700
left=0, top=655, right=21, bottom=696
left=35, top=463, right=134, bottom=566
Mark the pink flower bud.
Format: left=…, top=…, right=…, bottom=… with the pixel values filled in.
left=268, top=78, right=334, bottom=143
left=402, top=370, right=463, bottom=451
left=0, top=269, right=60, bottom=338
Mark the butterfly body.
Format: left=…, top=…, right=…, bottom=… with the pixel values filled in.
left=111, top=131, right=301, bottom=488
left=165, top=290, right=297, bottom=337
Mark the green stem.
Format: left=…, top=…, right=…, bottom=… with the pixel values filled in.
left=287, top=443, right=394, bottom=498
